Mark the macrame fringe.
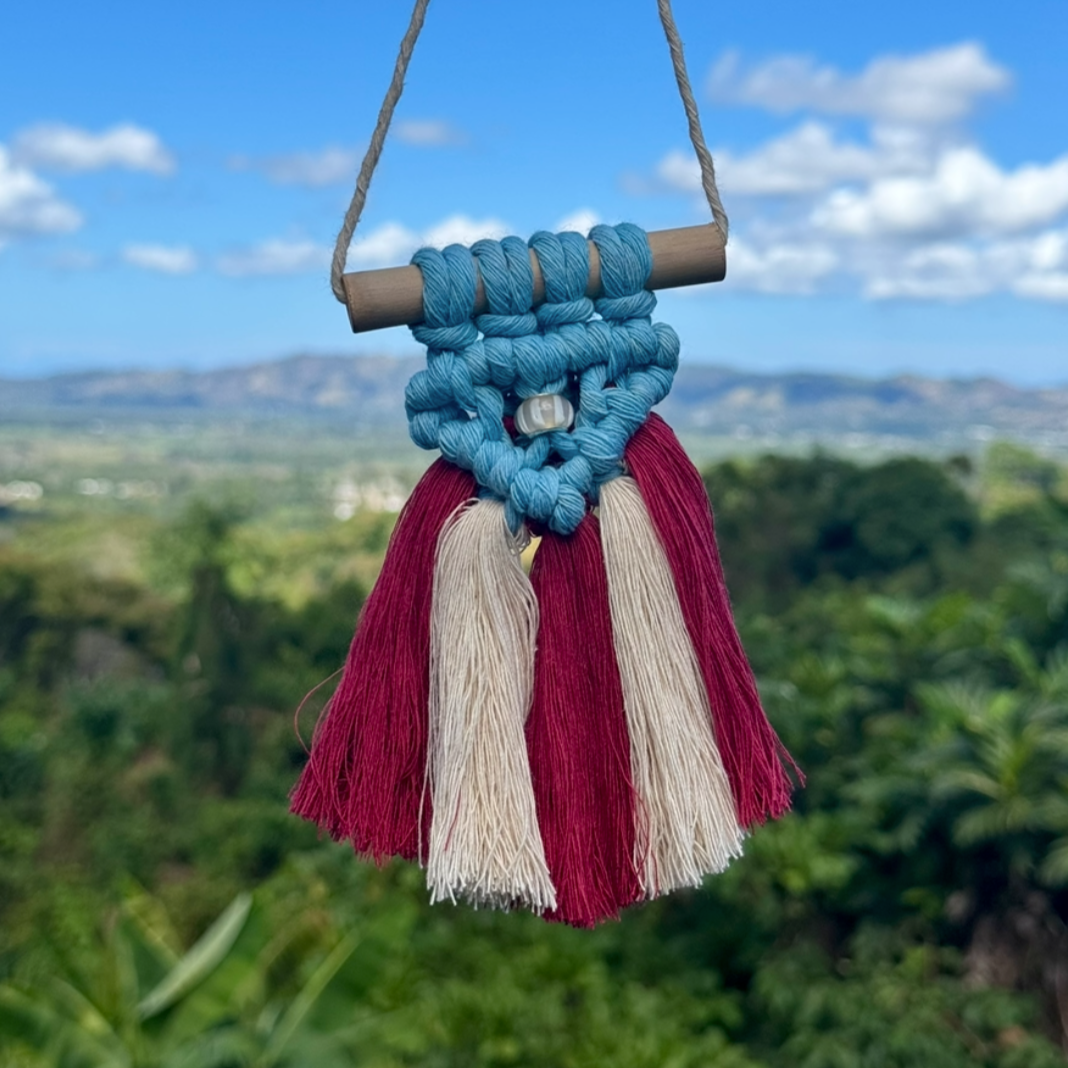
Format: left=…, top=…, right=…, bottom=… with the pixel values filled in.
left=626, top=415, right=799, bottom=826
left=599, top=476, right=744, bottom=896
left=527, top=515, right=643, bottom=927
left=290, top=458, right=475, bottom=859
left=292, top=415, right=797, bottom=918
left=426, top=499, right=556, bottom=912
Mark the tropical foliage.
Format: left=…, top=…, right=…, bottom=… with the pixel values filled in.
left=1, top=444, right=1067, bottom=1066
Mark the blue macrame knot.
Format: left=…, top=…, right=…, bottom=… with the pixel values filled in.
left=404, top=222, right=680, bottom=535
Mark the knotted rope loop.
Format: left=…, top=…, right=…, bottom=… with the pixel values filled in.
left=412, top=244, right=479, bottom=329
left=474, top=236, right=535, bottom=316
left=404, top=222, right=679, bottom=535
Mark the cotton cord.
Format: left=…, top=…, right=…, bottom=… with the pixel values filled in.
left=426, top=498, right=556, bottom=912
left=405, top=224, right=680, bottom=534
left=599, top=476, right=744, bottom=895
left=656, top=0, right=729, bottom=241
left=625, top=413, right=799, bottom=827
left=526, top=514, right=644, bottom=925
left=330, top=0, right=432, bottom=302
left=330, top=0, right=727, bottom=302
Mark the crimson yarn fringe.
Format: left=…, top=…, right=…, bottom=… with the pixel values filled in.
left=290, top=458, right=476, bottom=860
left=526, top=515, right=643, bottom=926
left=625, top=414, right=799, bottom=826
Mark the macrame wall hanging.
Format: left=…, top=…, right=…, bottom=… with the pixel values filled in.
left=292, top=0, right=799, bottom=927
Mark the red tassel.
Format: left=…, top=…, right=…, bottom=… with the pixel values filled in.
left=625, top=414, right=799, bottom=826
left=290, top=458, right=476, bottom=861
left=526, top=514, right=643, bottom=926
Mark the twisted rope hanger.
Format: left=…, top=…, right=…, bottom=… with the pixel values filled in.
left=329, top=0, right=728, bottom=303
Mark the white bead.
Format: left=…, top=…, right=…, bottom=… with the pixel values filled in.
left=514, top=393, right=575, bottom=437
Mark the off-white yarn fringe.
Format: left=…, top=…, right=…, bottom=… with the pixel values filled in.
left=425, top=499, right=556, bottom=912
left=599, top=476, right=744, bottom=895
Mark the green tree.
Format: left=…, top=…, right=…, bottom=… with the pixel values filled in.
left=0, top=888, right=393, bottom=1068
left=703, top=454, right=978, bottom=607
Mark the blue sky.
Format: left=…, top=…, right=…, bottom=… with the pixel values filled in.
left=1, top=0, right=1066, bottom=384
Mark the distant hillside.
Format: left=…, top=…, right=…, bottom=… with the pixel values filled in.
left=0, top=355, right=423, bottom=423
left=3, top=354, right=1066, bottom=452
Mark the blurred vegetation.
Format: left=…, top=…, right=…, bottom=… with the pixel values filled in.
left=1, top=440, right=1067, bottom=1066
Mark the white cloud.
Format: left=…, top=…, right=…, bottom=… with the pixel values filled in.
left=710, top=42, right=1009, bottom=124
left=1027, top=229, right=1068, bottom=272
left=644, top=42, right=1067, bottom=307
left=864, top=244, right=994, bottom=300
left=555, top=208, right=601, bottom=235
left=862, top=228, right=1068, bottom=302
left=395, top=119, right=467, bottom=147
left=219, top=217, right=512, bottom=279
left=812, top=147, right=1068, bottom=238
left=123, top=243, right=197, bottom=274
left=662, top=123, right=882, bottom=198
left=654, top=151, right=701, bottom=194
left=230, top=146, right=360, bottom=187
left=656, top=122, right=942, bottom=201
left=422, top=214, right=510, bottom=249
left=1014, top=273, right=1068, bottom=302
left=724, top=237, right=839, bottom=294
left=346, top=222, right=418, bottom=268
left=13, top=123, right=174, bottom=174
left=229, top=126, right=467, bottom=188
left=344, top=215, right=511, bottom=270
left=217, top=238, right=331, bottom=277
left=0, top=146, right=82, bottom=239
left=343, top=215, right=511, bottom=271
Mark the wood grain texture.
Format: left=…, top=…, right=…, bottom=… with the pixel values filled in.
left=341, top=224, right=727, bottom=333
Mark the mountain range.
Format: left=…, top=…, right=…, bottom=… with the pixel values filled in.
left=3, top=355, right=1066, bottom=452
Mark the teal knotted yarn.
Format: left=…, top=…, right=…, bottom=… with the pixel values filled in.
left=404, top=223, right=680, bottom=535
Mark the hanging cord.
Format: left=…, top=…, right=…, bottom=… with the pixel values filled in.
left=655, top=0, right=729, bottom=243
left=330, top=0, right=432, bottom=301
left=329, top=0, right=727, bottom=303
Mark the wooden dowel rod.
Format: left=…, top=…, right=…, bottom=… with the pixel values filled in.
left=340, top=223, right=726, bottom=334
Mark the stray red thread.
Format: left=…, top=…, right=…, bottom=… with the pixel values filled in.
left=293, top=668, right=344, bottom=755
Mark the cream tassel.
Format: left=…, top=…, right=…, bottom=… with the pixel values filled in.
left=599, top=475, right=744, bottom=896
left=425, top=498, right=556, bottom=912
